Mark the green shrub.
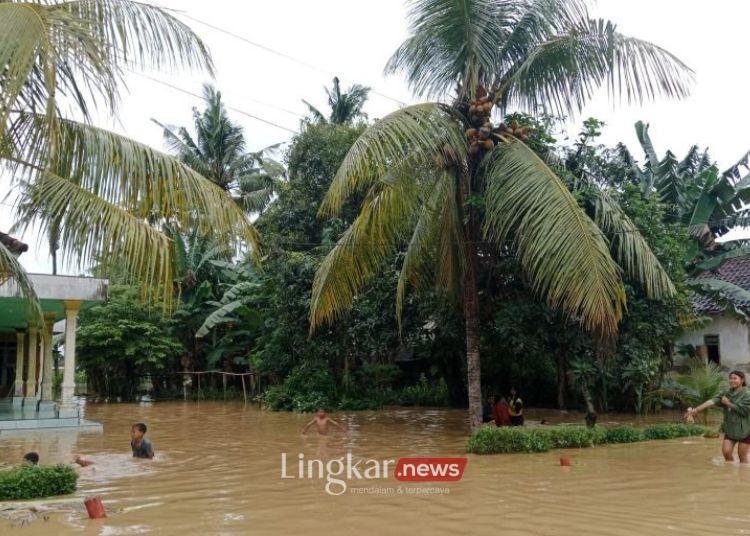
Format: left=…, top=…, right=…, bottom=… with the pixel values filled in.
left=466, top=423, right=710, bottom=454
left=0, top=465, right=78, bottom=500
left=466, top=426, right=553, bottom=454
left=397, top=374, right=450, bottom=407
left=263, top=362, right=336, bottom=412
left=642, top=423, right=708, bottom=440
left=602, top=426, right=644, bottom=444
left=545, top=425, right=606, bottom=448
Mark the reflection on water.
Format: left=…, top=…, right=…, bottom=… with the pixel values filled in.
left=0, top=401, right=749, bottom=535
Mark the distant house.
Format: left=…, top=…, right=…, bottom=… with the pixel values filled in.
left=0, top=231, right=106, bottom=430
left=677, top=256, right=750, bottom=371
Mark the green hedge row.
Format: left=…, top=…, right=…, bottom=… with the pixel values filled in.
left=466, top=423, right=710, bottom=454
left=0, top=465, right=78, bottom=500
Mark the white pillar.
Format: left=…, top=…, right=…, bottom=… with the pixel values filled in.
left=39, top=314, right=56, bottom=413
left=60, top=300, right=81, bottom=417
left=23, top=323, right=39, bottom=408
left=12, top=330, right=25, bottom=406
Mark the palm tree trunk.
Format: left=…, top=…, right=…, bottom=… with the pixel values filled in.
left=464, top=236, right=482, bottom=430
left=458, top=160, right=483, bottom=430
left=556, top=349, right=567, bottom=409
left=581, top=386, right=597, bottom=427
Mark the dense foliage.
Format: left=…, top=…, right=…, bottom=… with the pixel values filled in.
left=76, top=114, right=708, bottom=415
left=466, top=423, right=710, bottom=455
left=77, top=286, right=183, bottom=399
left=0, top=465, right=78, bottom=500
left=72, top=81, right=739, bottom=418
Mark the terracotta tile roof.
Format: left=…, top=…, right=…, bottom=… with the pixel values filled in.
left=694, top=256, right=750, bottom=314
left=0, top=231, right=28, bottom=255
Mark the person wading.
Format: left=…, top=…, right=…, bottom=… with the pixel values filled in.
left=687, top=370, right=750, bottom=463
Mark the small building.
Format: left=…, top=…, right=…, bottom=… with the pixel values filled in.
left=0, top=232, right=106, bottom=431
left=677, top=256, right=750, bottom=371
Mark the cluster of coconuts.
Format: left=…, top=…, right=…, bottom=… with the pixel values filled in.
left=498, top=120, right=530, bottom=140
left=465, top=92, right=495, bottom=155
left=465, top=89, right=531, bottom=155
left=465, top=123, right=495, bottom=155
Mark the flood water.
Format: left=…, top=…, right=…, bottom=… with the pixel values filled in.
left=1, top=401, right=749, bottom=535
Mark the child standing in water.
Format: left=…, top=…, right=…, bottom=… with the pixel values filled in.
left=687, top=370, right=750, bottom=463
left=131, top=422, right=155, bottom=459
left=301, top=409, right=347, bottom=435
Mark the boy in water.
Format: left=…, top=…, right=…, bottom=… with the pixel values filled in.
left=23, top=452, right=39, bottom=466
left=73, top=455, right=94, bottom=467
left=301, top=409, right=347, bottom=435
left=131, top=422, right=155, bottom=459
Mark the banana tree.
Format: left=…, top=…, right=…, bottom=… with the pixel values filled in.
left=627, top=121, right=750, bottom=312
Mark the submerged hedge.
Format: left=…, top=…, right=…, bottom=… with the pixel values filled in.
left=466, top=423, right=710, bottom=454
left=0, top=465, right=78, bottom=500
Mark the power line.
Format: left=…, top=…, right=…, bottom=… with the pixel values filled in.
left=175, top=12, right=409, bottom=107
left=134, top=72, right=299, bottom=135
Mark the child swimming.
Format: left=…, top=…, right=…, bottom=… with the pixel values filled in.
left=131, top=422, right=155, bottom=459
left=301, top=409, right=347, bottom=435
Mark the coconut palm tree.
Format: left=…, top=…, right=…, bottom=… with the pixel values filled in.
left=308, top=0, right=693, bottom=428
left=156, top=84, right=285, bottom=216
left=0, top=0, right=256, bottom=309
left=303, top=77, right=370, bottom=125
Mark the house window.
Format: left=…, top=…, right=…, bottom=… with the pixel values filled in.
left=704, top=335, right=720, bottom=365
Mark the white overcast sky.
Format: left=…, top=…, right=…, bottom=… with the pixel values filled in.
left=3, top=0, right=750, bottom=273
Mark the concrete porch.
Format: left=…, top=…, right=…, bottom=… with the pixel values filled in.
left=0, top=399, right=102, bottom=432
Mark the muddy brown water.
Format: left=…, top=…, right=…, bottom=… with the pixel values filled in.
left=0, top=401, right=748, bottom=535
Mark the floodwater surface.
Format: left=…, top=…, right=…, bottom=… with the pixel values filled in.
left=0, top=401, right=748, bottom=535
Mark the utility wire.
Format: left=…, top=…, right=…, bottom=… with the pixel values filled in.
left=175, top=12, right=409, bottom=107
left=133, top=72, right=299, bottom=135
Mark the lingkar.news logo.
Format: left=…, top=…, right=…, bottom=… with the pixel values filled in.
left=281, top=453, right=468, bottom=495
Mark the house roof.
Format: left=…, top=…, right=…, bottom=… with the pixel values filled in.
left=694, top=256, right=750, bottom=314
left=0, top=232, right=28, bottom=255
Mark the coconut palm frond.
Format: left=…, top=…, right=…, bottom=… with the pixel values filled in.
left=310, top=167, right=423, bottom=332
left=396, top=170, right=464, bottom=328
left=484, top=139, right=625, bottom=335
left=0, top=240, right=42, bottom=323
left=0, top=0, right=212, bottom=131
left=319, top=103, right=465, bottom=216
left=152, top=119, right=211, bottom=177
left=497, top=0, right=589, bottom=70
left=302, top=100, right=328, bottom=124
left=385, top=0, right=507, bottom=98
left=60, top=0, right=214, bottom=74
left=594, top=188, right=675, bottom=299
left=12, top=114, right=258, bottom=252
left=0, top=1, right=115, bottom=132
left=14, top=169, right=177, bottom=307
left=498, top=18, right=693, bottom=116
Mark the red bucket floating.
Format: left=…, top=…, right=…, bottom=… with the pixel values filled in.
left=84, top=496, right=107, bottom=519
left=559, top=457, right=572, bottom=467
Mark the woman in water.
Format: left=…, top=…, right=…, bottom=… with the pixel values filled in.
left=686, top=370, right=750, bottom=463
